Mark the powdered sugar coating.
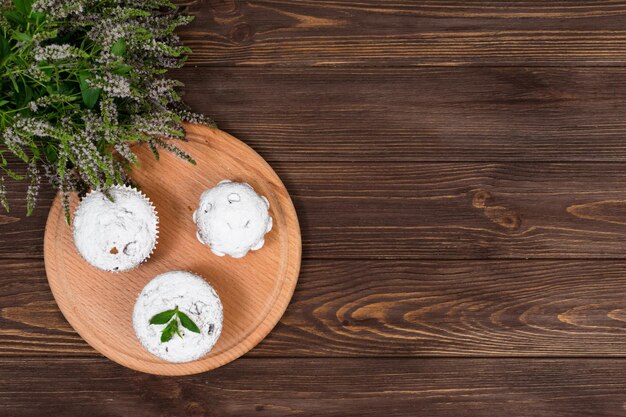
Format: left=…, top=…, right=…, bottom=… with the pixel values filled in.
left=132, top=271, right=223, bottom=363
left=73, top=185, right=158, bottom=272
left=193, top=180, right=272, bottom=258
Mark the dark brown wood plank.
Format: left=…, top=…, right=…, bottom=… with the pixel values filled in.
left=9, top=162, right=626, bottom=259
left=177, top=66, right=626, bottom=162
left=0, top=169, right=55, bottom=260
left=181, top=0, right=626, bottom=67
left=262, top=259, right=626, bottom=356
left=5, top=257, right=626, bottom=357
left=283, top=162, right=626, bottom=259
left=2, top=357, right=626, bottom=416
left=0, top=258, right=88, bottom=356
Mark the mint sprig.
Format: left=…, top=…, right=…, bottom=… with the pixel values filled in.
left=149, top=306, right=200, bottom=343
left=0, top=0, right=214, bottom=221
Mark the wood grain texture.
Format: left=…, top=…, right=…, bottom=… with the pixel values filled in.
left=0, top=174, right=55, bottom=260
left=0, top=258, right=89, bottom=356
left=44, top=125, right=301, bottom=375
left=2, top=357, right=626, bottom=417
left=284, top=162, right=626, bottom=259
left=180, top=0, right=626, bottom=67
left=263, top=260, right=626, bottom=356
left=175, top=66, right=626, bottom=162
left=6, top=258, right=626, bottom=357
left=11, top=161, right=626, bottom=259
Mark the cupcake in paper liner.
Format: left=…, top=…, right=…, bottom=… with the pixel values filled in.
left=73, top=185, right=159, bottom=272
left=132, top=270, right=224, bottom=363
left=192, top=180, right=272, bottom=259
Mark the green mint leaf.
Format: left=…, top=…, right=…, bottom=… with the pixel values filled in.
left=4, top=169, right=24, bottom=181
left=4, top=10, right=26, bottom=27
left=149, top=309, right=176, bottom=325
left=178, top=311, right=200, bottom=333
left=12, top=0, right=32, bottom=15
left=18, top=82, right=32, bottom=107
left=80, top=84, right=101, bottom=109
left=44, top=144, right=57, bottom=163
left=13, top=32, right=31, bottom=43
left=0, top=37, right=10, bottom=65
left=30, top=11, right=45, bottom=21
left=111, top=39, right=126, bottom=57
left=79, top=72, right=101, bottom=109
left=160, top=320, right=177, bottom=343
left=112, top=64, right=132, bottom=75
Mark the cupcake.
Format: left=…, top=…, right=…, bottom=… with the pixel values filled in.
left=73, top=185, right=159, bottom=272
left=132, top=271, right=223, bottom=363
left=192, top=180, right=272, bottom=258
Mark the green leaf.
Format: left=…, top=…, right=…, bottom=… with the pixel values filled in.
left=160, top=319, right=177, bottom=343
left=30, top=143, right=39, bottom=159
left=79, top=74, right=101, bottom=109
left=9, top=144, right=29, bottom=163
left=31, top=11, right=45, bottom=21
left=149, top=309, right=176, bottom=325
left=40, top=65, right=54, bottom=77
left=178, top=311, right=200, bottom=333
left=4, top=11, right=25, bottom=27
left=18, top=82, right=32, bottom=107
left=12, top=32, right=31, bottom=43
left=0, top=100, right=9, bottom=107
left=4, top=168, right=24, bottom=181
left=9, top=75, right=19, bottom=92
left=44, top=144, right=57, bottom=163
left=112, top=64, right=132, bottom=75
left=111, top=39, right=126, bottom=57
left=0, top=37, right=10, bottom=65
left=58, top=81, right=74, bottom=95
left=12, top=0, right=33, bottom=15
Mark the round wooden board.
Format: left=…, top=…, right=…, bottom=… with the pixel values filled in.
left=43, top=124, right=301, bottom=376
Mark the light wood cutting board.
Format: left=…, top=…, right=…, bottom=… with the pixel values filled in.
left=44, top=124, right=301, bottom=375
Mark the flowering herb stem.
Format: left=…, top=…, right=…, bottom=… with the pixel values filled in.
left=0, top=0, right=215, bottom=220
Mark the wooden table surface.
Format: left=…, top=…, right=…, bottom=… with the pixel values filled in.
left=5, top=1, right=626, bottom=416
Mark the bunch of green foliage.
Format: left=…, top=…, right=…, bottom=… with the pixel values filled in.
left=0, top=0, right=212, bottom=220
